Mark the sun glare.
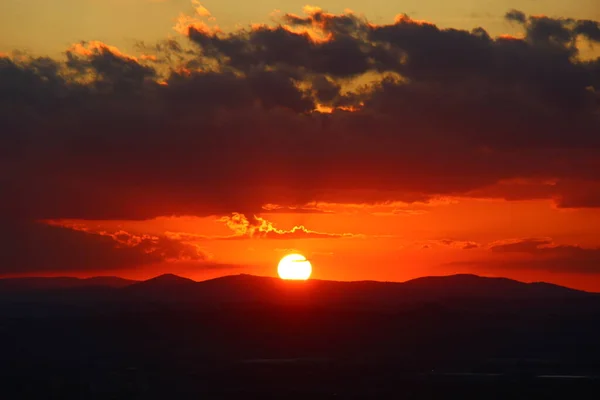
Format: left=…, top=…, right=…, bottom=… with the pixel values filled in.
left=278, top=254, right=312, bottom=280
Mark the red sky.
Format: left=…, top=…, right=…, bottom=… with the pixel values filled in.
left=40, top=198, right=600, bottom=291
left=1, top=3, right=600, bottom=291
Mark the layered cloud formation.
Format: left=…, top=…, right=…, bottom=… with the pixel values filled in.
left=448, top=237, right=600, bottom=274
left=1, top=7, right=599, bottom=273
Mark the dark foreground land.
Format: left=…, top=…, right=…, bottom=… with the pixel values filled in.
left=0, top=274, right=599, bottom=398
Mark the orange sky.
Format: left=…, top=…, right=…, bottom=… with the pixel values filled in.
left=42, top=197, right=600, bottom=291
left=2, top=2, right=600, bottom=292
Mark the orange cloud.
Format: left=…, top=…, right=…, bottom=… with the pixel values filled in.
left=314, top=104, right=363, bottom=113
left=174, top=16, right=220, bottom=36
left=279, top=5, right=360, bottom=43
left=282, top=25, right=332, bottom=44
left=174, top=0, right=218, bottom=36
left=394, top=14, right=435, bottom=26
left=68, top=41, right=137, bottom=61
left=497, top=34, right=524, bottom=41
left=261, top=200, right=452, bottom=215
left=219, top=213, right=363, bottom=240
left=192, top=0, right=212, bottom=18
left=302, top=5, right=322, bottom=14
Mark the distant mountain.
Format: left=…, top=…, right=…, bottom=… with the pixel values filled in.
left=123, top=273, right=198, bottom=300
left=399, top=274, right=585, bottom=300
left=0, top=273, right=593, bottom=307
left=132, top=273, right=196, bottom=287
left=121, top=273, right=594, bottom=307
left=1, top=272, right=599, bottom=398
left=79, top=276, right=138, bottom=288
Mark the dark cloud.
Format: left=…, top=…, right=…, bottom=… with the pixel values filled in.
left=0, top=219, right=209, bottom=274
left=575, top=20, right=600, bottom=42
left=450, top=238, right=600, bottom=274
left=489, top=238, right=554, bottom=253
left=505, top=9, right=527, bottom=24
left=65, top=41, right=156, bottom=93
left=188, top=23, right=372, bottom=78
left=505, top=10, right=600, bottom=45
left=0, top=8, right=600, bottom=228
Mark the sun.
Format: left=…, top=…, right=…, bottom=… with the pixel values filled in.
left=278, top=253, right=312, bottom=280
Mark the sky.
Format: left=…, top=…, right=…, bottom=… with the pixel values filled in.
left=1, top=1, right=600, bottom=291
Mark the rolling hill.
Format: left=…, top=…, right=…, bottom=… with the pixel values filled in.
left=0, top=273, right=593, bottom=308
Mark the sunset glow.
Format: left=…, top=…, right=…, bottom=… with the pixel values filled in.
left=0, top=1, right=599, bottom=292
left=3, top=2, right=600, bottom=398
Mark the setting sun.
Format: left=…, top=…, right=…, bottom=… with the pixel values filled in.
left=277, top=254, right=312, bottom=280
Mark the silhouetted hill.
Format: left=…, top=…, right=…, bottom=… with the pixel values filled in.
left=113, top=273, right=595, bottom=309
left=0, top=273, right=599, bottom=399
left=0, top=273, right=593, bottom=307
left=82, top=276, right=138, bottom=288
left=132, top=273, right=195, bottom=287
left=123, top=273, right=199, bottom=300
left=399, top=274, right=585, bottom=299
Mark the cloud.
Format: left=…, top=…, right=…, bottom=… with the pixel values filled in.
left=174, top=0, right=218, bottom=35
left=448, top=237, right=600, bottom=274
left=373, top=208, right=429, bottom=216
left=218, top=213, right=363, bottom=240
left=505, top=10, right=600, bottom=45
left=505, top=9, right=527, bottom=24
left=0, top=219, right=210, bottom=274
left=160, top=213, right=362, bottom=241
left=262, top=199, right=452, bottom=215
left=64, top=41, right=155, bottom=91
left=421, top=239, right=481, bottom=250
left=192, top=0, right=212, bottom=18
left=260, top=201, right=433, bottom=215
left=260, top=203, right=334, bottom=214
left=0, top=8, right=600, bottom=228
left=489, top=237, right=554, bottom=253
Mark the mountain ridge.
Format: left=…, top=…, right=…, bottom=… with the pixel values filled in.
left=0, top=273, right=594, bottom=307
left=0, top=272, right=593, bottom=292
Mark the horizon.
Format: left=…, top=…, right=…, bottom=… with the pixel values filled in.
left=1, top=271, right=596, bottom=293
left=1, top=1, right=600, bottom=292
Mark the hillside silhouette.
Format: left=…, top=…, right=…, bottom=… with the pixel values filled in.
left=0, top=273, right=590, bottom=307
left=0, top=273, right=598, bottom=398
